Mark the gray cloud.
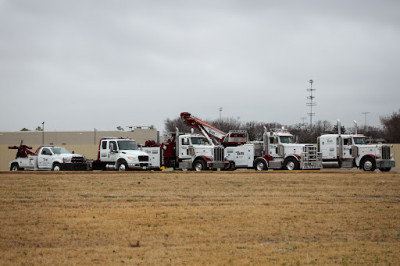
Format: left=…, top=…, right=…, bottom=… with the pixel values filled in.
left=1, top=0, right=399, bottom=132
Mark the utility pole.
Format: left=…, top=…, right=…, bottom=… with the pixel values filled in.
left=362, top=112, right=370, bottom=130
left=42, top=121, right=45, bottom=145
left=219, top=107, right=223, bottom=121
left=306, top=80, right=317, bottom=130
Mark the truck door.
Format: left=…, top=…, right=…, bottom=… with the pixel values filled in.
left=100, top=140, right=119, bottom=162
left=179, top=137, right=191, bottom=159
left=37, top=148, right=53, bottom=169
left=342, top=138, right=353, bottom=159
left=108, top=141, right=119, bottom=162
left=269, top=136, right=278, bottom=157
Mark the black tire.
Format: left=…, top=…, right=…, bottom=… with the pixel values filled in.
left=379, top=167, right=391, bottom=172
left=52, top=163, right=61, bottom=171
left=193, top=159, right=206, bottom=171
left=361, top=157, right=376, bottom=171
left=10, top=163, right=19, bottom=171
left=225, top=161, right=236, bottom=171
left=117, top=161, right=128, bottom=171
left=284, top=157, right=300, bottom=170
left=253, top=158, right=268, bottom=171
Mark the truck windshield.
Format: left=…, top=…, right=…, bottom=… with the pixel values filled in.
left=279, top=136, right=293, bottom=144
left=51, top=147, right=71, bottom=154
left=191, top=137, right=210, bottom=145
left=353, top=137, right=366, bottom=145
left=118, top=140, right=138, bottom=150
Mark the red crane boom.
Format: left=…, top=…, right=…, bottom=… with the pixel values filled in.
left=180, top=112, right=248, bottom=147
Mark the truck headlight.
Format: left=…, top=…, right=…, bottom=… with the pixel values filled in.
left=127, top=157, right=136, bottom=161
left=63, top=157, right=71, bottom=163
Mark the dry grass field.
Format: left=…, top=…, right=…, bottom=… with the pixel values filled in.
left=0, top=170, right=399, bottom=265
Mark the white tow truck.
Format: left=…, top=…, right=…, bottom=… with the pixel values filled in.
left=142, top=129, right=227, bottom=171
left=238, top=129, right=322, bottom=170
left=9, top=143, right=88, bottom=171
left=91, top=138, right=153, bottom=171
left=318, top=121, right=395, bottom=171
left=181, top=112, right=322, bottom=171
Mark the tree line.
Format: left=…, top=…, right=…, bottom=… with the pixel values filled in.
left=164, top=109, right=400, bottom=143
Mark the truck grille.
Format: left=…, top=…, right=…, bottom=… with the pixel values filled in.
left=138, top=155, right=149, bottom=162
left=381, top=146, right=391, bottom=160
left=301, top=145, right=322, bottom=169
left=213, top=146, right=224, bottom=161
left=71, top=156, right=85, bottom=163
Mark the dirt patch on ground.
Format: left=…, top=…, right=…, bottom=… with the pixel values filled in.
left=0, top=170, right=399, bottom=265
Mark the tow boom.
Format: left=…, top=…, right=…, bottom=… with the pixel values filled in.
left=180, top=112, right=248, bottom=147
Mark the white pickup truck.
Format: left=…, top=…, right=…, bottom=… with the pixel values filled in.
left=9, top=144, right=88, bottom=171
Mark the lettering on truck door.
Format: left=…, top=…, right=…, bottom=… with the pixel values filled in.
left=37, top=148, right=52, bottom=169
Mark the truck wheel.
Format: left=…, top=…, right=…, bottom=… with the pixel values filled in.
left=118, top=161, right=128, bottom=171
left=379, top=167, right=391, bottom=172
left=254, top=158, right=267, bottom=171
left=193, top=159, right=206, bottom=171
left=361, top=158, right=376, bottom=171
left=10, top=163, right=19, bottom=171
left=52, top=163, right=61, bottom=171
left=226, top=161, right=236, bottom=171
left=284, top=157, right=299, bottom=170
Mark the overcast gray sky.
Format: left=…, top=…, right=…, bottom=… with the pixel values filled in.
left=1, top=0, right=399, bottom=133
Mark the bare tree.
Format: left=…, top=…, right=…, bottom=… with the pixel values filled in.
left=164, top=117, right=190, bottom=135
left=381, top=109, right=400, bottom=143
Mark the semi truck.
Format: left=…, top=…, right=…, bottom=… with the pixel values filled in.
left=318, top=121, right=395, bottom=171
left=9, top=142, right=88, bottom=171
left=181, top=112, right=322, bottom=170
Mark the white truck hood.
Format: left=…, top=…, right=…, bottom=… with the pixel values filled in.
left=120, top=150, right=149, bottom=157
left=283, top=143, right=307, bottom=155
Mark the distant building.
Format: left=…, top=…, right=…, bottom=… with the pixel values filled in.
left=0, top=128, right=159, bottom=146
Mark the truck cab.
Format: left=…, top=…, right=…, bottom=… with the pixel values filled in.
left=318, top=134, right=395, bottom=171
left=262, top=131, right=321, bottom=170
left=176, top=133, right=226, bottom=171
left=92, top=138, right=152, bottom=171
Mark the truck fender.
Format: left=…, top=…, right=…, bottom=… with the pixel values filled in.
left=262, top=154, right=274, bottom=162
left=361, top=154, right=376, bottom=161
left=291, top=154, right=301, bottom=161
left=196, top=155, right=211, bottom=162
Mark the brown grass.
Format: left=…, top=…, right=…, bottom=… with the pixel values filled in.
left=0, top=170, right=399, bottom=265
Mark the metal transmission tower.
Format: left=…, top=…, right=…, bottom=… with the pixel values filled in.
left=306, top=80, right=317, bottom=129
